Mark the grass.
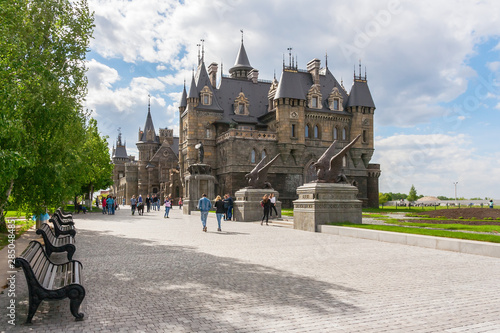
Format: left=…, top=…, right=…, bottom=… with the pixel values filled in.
left=387, top=221, right=500, bottom=233
left=328, top=222, right=500, bottom=243
left=362, top=213, right=390, bottom=218
left=0, top=218, right=35, bottom=250
left=281, top=208, right=293, bottom=216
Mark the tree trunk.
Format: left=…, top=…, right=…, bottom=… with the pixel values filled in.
left=0, top=179, right=15, bottom=233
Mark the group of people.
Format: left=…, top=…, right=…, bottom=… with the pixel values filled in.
left=97, top=196, right=119, bottom=215
left=197, top=193, right=234, bottom=232
left=260, top=193, right=278, bottom=226
left=144, top=194, right=161, bottom=212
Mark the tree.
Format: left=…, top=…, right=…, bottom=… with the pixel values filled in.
left=408, top=185, right=418, bottom=202
left=0, top=0, right=94, bottom=230
left=379, top=193, right=393, bottom=206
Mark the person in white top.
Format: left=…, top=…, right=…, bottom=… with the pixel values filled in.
left=269, top=193, right=278, bottom=217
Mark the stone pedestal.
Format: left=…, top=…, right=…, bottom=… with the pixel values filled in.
left=182, top=164, right=215, bottom=215
left=293, top=183, right=362, bottom=232
left=234, top=188, right=281, bottom=222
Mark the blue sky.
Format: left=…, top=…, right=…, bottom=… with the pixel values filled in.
left=84, top=0, right=500, bottom=199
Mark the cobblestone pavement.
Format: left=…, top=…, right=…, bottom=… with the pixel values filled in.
left=2, top=207, right=500, bottom=332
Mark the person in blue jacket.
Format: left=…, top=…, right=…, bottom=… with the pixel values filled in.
left=198, top=193, right=212, bottom=232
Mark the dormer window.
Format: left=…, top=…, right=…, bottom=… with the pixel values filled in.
left=234, top=92, right=250, bottom=115
left=200, top=86, right=212, bottom=106
left=307, top=84, right=322, bottom=109
left=328, top=87, right=343, bottom=111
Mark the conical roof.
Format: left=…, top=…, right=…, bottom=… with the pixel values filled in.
left=180, top=84, right=187, bottom=107
left=229, top=41, right=253, bottom=74
left=140, top=105, right=157, bottom=142
left=188, top=74, right=198, bottom=99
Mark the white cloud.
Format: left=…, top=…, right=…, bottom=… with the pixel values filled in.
left=374, top=134, right=500, bottom=198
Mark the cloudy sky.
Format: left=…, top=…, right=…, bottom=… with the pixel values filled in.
left=84, top=0, right=500, bottom=199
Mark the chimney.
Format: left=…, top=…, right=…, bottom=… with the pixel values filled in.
left=247, top=69, right=259, bottom=83
left=307, top=58, right=321, bottom=85
left=208, top=62, right=218, bottom=88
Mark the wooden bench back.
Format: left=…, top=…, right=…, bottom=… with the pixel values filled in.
left=38, top=223, right=56, bottom=243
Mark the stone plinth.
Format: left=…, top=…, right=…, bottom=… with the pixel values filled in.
left=234, top=188, right=281, bottom=222
left=293, top=183, right=362, bottom=232
left=183, top=164, right=215, bottom=215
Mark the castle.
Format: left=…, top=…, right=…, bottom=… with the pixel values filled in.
left=110, top=102, right=181, bottom=205
left=178, top=39, right=380, bottom=207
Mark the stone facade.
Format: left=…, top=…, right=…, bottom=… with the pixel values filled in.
left=110, top=106, right=182, bottom=205
left=179, top=40, right=380, bottom=207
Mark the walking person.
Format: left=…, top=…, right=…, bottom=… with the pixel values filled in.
left=130, top=195, right=137, bottom=215
left=146, top=195, right=151, bottom=212
left=489, top=199, right=494, bottom=209
left=269, top=193, right=278, bottom=217
left=178, top=197, right=183, bottom=209
left=102, top=196, right=107, bottom=214
left=110, top=196, right=115, bottom=215
left=224, top=193, right=233, bottom=221
left=95, top=197, right=99, bottom=209
left=164, top=195, right=172, bottom=218
left=198, top=193, right=212, bottom=232
left=260, top=194, right=271, bottom=226
left=107, top=196, right=113, bottom=215
left=214, top=195, right=225, bottom=232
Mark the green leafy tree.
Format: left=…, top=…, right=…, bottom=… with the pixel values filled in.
left=408, top=185, right=418, bottom=202
left=379, top=193, right=393, bottom=206
left=0, top=0, right=94, bottom=230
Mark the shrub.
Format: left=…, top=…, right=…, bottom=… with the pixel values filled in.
left=458, top=216, right=464, bottom=219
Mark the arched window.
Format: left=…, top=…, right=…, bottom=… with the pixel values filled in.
left=251, top=149, right=256, bottom=163
left=342, top=127, right=347, bottom=140
left=333, top=127, right=338, bottom=140
left=363, top=130, right=367, bottom=143
left=314, top=125, right=319, bottom=139
left=305, top=125, right=310, bottom=138
left=261, top=150, right=266, bottom=160
left=342, top=156, right=347, bottom=167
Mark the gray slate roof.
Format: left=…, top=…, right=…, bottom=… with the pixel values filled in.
left=180, top=85, right=187, bottom=107
left=274, top=68, right=350, bottom=111
left=140, top=109, right=158, bottom=142
left=229, top=42, right=253, bottom=73
left=346, top=79, right=376, bottom=108
left=113, top=145, right=128, bottom=159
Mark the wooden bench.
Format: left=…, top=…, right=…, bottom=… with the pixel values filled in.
left=52, top=212, right=75, bottom=226
left=14, top=241, right=85, bottom=323
left=55, top=209, right=73, bottom=224
left=50, top=218, right=76, bottom=238
left=58, top=207, right=73, bottom=217
left=36, top=223, right=76, bottom=260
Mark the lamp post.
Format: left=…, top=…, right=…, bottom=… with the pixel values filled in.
left=453, top=182, right=458, bottom=202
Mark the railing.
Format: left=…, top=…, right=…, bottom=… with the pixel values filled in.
left=216, top=129, right=278, bottom=144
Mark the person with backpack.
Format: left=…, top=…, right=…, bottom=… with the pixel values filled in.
left=260, top=194, right=271, bottom=226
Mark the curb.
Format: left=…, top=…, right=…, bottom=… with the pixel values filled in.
left=320, top=225, right=500, bottom=258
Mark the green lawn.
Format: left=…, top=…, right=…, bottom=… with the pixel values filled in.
left=328, top=222, right=500, bottom=243
left=0, top=219, right=35, bottom=250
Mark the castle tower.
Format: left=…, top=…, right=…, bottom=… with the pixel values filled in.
left=137, top=98, right=160, bottom=196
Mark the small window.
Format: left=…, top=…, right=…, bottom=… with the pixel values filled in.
left=333, top=99, right=339, bottom=110
left=203, top=95, right=209, bottom=105
left=206, top=128, right=210, bottom=139
left=363, top=130, right=367, bottom=143
left=342, top=156, right=347, bottom=167
left=251, top=149, right=256, bottom=163
left=238, top=103, right=245, bottom=114
left=305, top=125, right=309, bottom=138
left=333, top=127, right=338, bottom=140
left=261, top=150, right=266, bottom=160
left=291, top=124, right=296, bottom=137
left=314, top=125, right=319, bottom=139
left=311, top=96, right=318, bottom=108
left=342, top=128, right=347, bottom=140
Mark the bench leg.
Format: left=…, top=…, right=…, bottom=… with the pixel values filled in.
left=26, top=294, right=42, bottom=324
left=68, top=287, right=85, bottom=321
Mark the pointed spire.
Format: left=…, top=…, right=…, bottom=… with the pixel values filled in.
left=197, top=43, right=200, bottom=64
left=325, top=51, right=328, bottom=69
left=188, top=72, right=198, bottom=99
left=180, top=80, right=187, bottom=108
left=200, top=39, right=205, bottom=63
left=365, top=66, right=367, bottom=80
left=148, top=94, right=151, bottom=113
left=240, top=29, right=244, bottom=43
left=229, top=33, right=253, bottom=77
left=359, top=59, right=362, bottom=80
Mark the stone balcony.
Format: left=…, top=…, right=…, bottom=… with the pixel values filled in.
left=216, top=129, right=277, bottom=144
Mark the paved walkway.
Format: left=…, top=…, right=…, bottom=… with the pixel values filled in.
left=1, top=207, right=500, bottom=332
